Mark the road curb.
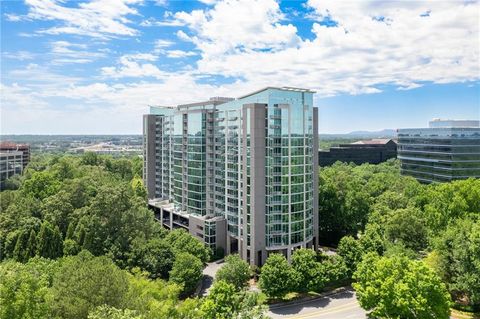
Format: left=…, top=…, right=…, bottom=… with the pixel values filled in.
left=268, top=286, right=351, bottom=310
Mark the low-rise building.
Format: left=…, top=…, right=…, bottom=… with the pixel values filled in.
left=0, top=151, right=24, bottom=190
left=318, top=139, right=397, bottom=166
left=0, top=142, right=30, bottom=169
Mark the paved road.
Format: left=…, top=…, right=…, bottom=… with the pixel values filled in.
left=268, top=288, right=366, bottom=319
left=199, top=260, right=224, bottom=296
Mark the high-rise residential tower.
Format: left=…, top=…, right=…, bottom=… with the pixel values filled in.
left=143, top=87, right=319, bottom=266
left=397, top=119, right=480, bottom=183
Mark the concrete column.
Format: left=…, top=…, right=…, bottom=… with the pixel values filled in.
left=312, top=107, right=320, bottom=249
left=245, top=103, right=267, bottom=266
left=143, top=114, right=157, bottom=199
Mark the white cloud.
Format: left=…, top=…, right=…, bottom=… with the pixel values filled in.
left=2, top=51, right=36, bottom=61
left=2, top=0, right=479, bottom=134
left=101, top=54, right=165, bottom=79
left=171, top=0, right=480, bottom=96
left=172, top=0, right=300, bottom=56
left=49, top=41, right=107, bottom=64
left=165, top=50, right=196, bottom=58
left=140, top=17, right=185, bottom=27
left=6, top=63, right=82, bottom=87
left=154, top=0, right=168, bottom=7
left=154, top=39, right=174, bottom=50
left=198, top=0, right=217, bottom=5
left=18, top=0, right=142, bottom=38
left=4, top=13, right=24, bottom=21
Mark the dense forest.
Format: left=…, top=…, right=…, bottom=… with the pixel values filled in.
left=0, top=153, right=267, bottom=319
left=1, top=154, right=478, bottom=318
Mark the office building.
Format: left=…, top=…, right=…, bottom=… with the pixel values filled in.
left=397, top=120, right=480, bottom=183
left=319, top=139, right=397, bottom=166
left=144, top=87, right=319, bottom=266
left=0, top=142, right=30, bottom=169
left=429, top=118, right=480, bottom=128
left=0, top=151, right=24, bottom=190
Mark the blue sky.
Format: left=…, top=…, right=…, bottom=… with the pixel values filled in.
left=1, top=0, right=479, bottom=134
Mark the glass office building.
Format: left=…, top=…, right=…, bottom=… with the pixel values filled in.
left=397, top=120, right=480, bottom=183
left=143, top=87, right=319, bottom=266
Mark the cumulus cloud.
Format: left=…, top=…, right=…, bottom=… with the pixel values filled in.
left=3, top=0, right=479, bottom=134
left=171, top=0, right=479, bottom=96
left=19, top=0, right=142, bottom=38
left=172, top=0, right=300, bottom=56
left=101, top=54, right=166, bottom=79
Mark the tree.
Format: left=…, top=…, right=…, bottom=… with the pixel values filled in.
left=63, top=239, right=80, bottom=256
left=435, top=217, right=480, bottom=307
left=13, top=229, right=29, bottom=262
left=21, top=171, right=61, bottom=200
left=41, top=190, right=75, bottom=235
left=123, top=270, right=187, bottom=319
left=36, top=221, right=63, bottom=259
left=358, top=223, right=385, bottom=255
left=423, top=179, right=480, bottom=234
left=131, top=177, right=147, bottom=199
left=291, top=248, right=320, bottom=292
left=49, top=250, right=130, bottom=319
left=87, top=306, right=142, bottom=319
left=165, top=229, right=211, bottom=264
left=106, top=158, right=133, bottom=180
left=127, top=238, right=174, bottom=279
left=215, top=254, right=250, bottom=291
left=25, top=229, right=37, bottom=260
left=201, top=280, right=268, bottom=319
left=258, top=253, right=296, bottom=299
left=0, top=258, right=57, bottom=319
left=318, top=163, right=372, bottom=245
left=65, top=222, right=75, bottom=240
left=201, top=280, right=238, bottom=319
left=384, top=207, right=428, bottom=251
left=235, top=290, right=269, bottom=319
left=353, top=253, right=451, bottom=319
left=320, top=255, right=349, bottom=286
left=3, top=174, right=22, bottom=190
left=169, top=253, right=203, bottom=295
left=81, top=152, right=102, bottom=166
left=337, top=235, right=362, bottom=277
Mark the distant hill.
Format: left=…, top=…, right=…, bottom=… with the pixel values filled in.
left=320, top=129, right=396, bottom=139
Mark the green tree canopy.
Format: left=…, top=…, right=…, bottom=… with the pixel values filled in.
left=201, top=280, right=268, bottom=319
left=337, top=235, right=362, bottom=277
left=215, top=254, right=251, bottom=291
left=434, top=217, right=480, bottom=307
left=291, top=248, right=321, bottom=292
left=258, top=253, right=296, bottom=299
left=127, top=238, right=174, bottom=280
left=165, top=229, right=211, bottom=264
left=49, top=250, right=130, bottom=319
left=0, top=258, right=57, bottom=319
left=169, top=252, right=203, bottom=295
left=384, top=207, right=428, bottom=251
left=353, top=253, right=451, bottom=319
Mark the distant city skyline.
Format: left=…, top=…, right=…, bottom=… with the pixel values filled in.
left=1, top=0, right=479, bottom=135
